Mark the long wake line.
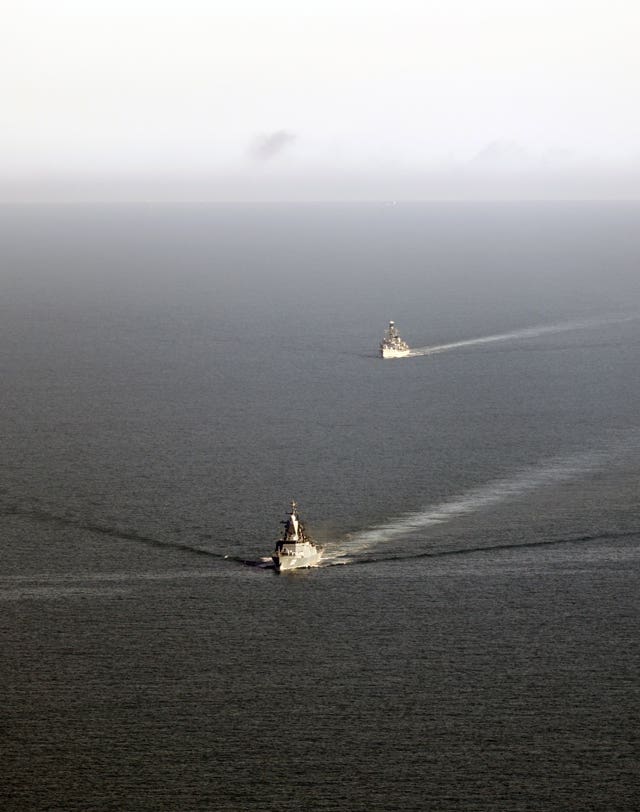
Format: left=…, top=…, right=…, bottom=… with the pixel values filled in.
left=405, top=315, right=637, bottom=358
left=0, top=503, right=222, bottom=560
left=324, top=447, right=616, bottom=562
left=323, top=528, right=640, bottom=567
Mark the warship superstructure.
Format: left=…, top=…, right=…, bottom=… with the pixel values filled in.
left=380, top=320, right=411, bottom=358
left=272, top=501, right=323, bottom=571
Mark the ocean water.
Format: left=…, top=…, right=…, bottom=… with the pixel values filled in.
left=2, top=202, right=640, bottom=810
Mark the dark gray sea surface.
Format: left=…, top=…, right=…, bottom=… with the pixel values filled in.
left=2, top=202, right=640, bottom=810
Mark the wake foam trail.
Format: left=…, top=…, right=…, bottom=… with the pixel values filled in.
left=406, top=315, right=636, bottom=358
left=324, top=528, right=640, bottom=567
left=325, top=449, right=609, bottom=562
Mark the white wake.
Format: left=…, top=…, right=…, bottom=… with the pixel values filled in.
left=406, top=316, right=634, bottom=358
left=325, top=449, right=609, bottom=562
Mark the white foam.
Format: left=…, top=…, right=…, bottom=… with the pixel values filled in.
left=326, top=449, right=608, bottom=559
left=407, top=316, right=635, bottom=358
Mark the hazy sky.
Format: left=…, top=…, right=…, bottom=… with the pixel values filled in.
left=2, top=0, right=640, bottom=200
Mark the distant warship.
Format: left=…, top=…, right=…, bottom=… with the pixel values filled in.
left=380, top=321, right=411, bottom=358
left=272, top=501, right=323, bottom=571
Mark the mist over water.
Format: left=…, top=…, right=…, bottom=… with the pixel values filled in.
left=2, top=203, right=640, bottom=811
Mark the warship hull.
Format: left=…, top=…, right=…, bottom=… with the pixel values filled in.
left=379, top=320, right=411, bottom=358
left=273, top=542, right=323, bottom=571
left=381, top=347, right=411, bottom=359
left=272, top=501, right=322, bottom=571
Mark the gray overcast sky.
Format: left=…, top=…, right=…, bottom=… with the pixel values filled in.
left=2, top=0, right=640, bottom=200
